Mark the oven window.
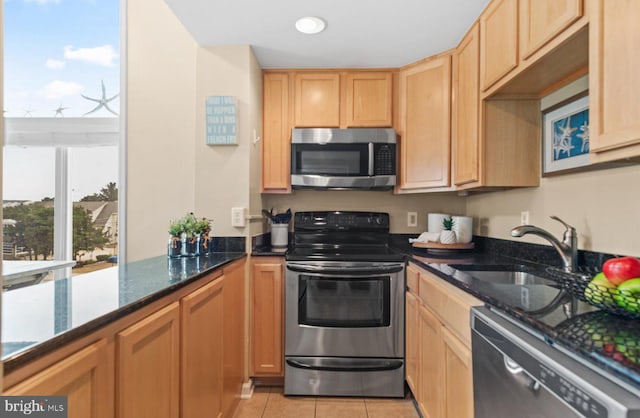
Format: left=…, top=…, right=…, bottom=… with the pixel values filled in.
left=298, top=276, right=391, bottom=327
left=291, top=143, right=369, bottom=176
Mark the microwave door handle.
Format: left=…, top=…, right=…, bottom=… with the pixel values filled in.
left=368, top=142, right=374, bottom=176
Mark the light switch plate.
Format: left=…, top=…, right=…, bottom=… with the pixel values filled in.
left=231, top=207, right=246, bottom=227
left=407, top=212, right=418, bottom=227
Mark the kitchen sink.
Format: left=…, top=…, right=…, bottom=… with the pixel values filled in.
left=448, top=264, right=558, bottom=286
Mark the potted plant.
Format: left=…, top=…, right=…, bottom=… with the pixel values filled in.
left=440, top=217, right=457, bottom=244
left=167, top=219, right=184, bottom=258
left=181, top=213, right=199, bottom=257
left=194, top=217, right=212, bottom=255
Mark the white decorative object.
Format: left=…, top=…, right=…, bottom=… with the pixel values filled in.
left=427, top=213, right=450, bottom=233
left=439, top=230, right=456, bottom=244
left=452, top=216, right=473, bottom=243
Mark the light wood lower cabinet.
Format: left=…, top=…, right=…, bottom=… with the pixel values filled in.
left=117, top=302, right=181, bottom=418
left=222, top=261, right=245, bottom=418
left=405, top=290, right=419, bottom=394
left=409, top=263, right=481, bottom=418
left=181, top=277, right=224, bottom=418
left=3, top=339, right=113, bottom=418
left=250, top=257, right=284, bottom=377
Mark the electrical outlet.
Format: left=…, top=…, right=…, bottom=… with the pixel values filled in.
left=231, top=207, right=246, bottom=227
left=520, top=211, right=530, bottom=225
left=407, top=212, right=418, bottom=227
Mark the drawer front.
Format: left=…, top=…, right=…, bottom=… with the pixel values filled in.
left=406, top=264, right=420, bottom=293
left=417, top=269, right=481, bottom=347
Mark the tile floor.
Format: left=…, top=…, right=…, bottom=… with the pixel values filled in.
left=233, top=386, right=420, bottom=418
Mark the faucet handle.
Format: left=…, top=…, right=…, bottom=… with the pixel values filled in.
left=550, top=215, right=575, bottom=232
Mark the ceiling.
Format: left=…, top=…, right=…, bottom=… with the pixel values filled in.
left=164, top=0, right=490, bottom=69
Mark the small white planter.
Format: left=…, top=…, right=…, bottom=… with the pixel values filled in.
left=439, top=230, right=457, bottom=244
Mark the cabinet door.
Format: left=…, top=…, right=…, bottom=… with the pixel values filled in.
left=443, top=327, right=474, bottom=418
left=181, top=277, right=224, bottom=418
left=480, top=0, right=518, bottom=91
left=262, top=73, right=291, bottom=192
left=4, top=339, right=112, bottom=418
left=251, top=259, right=284, bottom=376
left=398, top=55, right=451, bottom=190
left=453, top=23, right=480, bottom=186
left=222, top=261, right=245, bottom=418
left=117, top=303, right=180, bottom=418
left=589, top=0, right=640, bottom=160
left=294, top=73, right=340, bottom=127
left=519, top=0, right=582, bottom=60
left=418, top=305, right=444, bottom=418
left=405, top=290, right=419, bottom=395
left=345, top=72, right=393, bottom=127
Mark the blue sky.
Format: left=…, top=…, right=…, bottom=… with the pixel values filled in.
left=4, top=0, right=120, bottom=117
left=3, top=0, right=120, bottom=201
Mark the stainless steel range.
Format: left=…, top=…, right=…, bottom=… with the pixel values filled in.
left=284, top=211, right=405, bottom=397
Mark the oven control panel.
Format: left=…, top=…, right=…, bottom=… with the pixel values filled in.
left=294, top=211, right=389, bottom=230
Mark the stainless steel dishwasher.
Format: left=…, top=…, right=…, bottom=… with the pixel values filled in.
left=472, top=306, right=640, bottom=418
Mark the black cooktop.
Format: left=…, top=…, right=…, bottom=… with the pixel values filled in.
left=286, top=211, right=405, bottom=262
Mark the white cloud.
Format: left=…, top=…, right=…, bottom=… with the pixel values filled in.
left=64, top=44, right=118, bottom=67
left=23, top=0, right=61, bottom=4
left=38, top=80, right=84, bottom=99
left=45, top=59, right=66, bottom=70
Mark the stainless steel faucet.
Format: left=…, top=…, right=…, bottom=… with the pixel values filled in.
left=510, top=216, right=578, bottom=272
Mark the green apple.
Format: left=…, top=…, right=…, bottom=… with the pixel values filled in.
left=614, top=278, right=640, bottom=314
left=585, top=272, right=618, bottom=308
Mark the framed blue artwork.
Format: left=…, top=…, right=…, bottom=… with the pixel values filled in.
left=206, top=96, right=238, bottom=145
left=543, top=94, right=589, bottom=175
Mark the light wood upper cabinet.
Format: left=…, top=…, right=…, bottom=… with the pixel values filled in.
left=294, top=73, right=341, bottom=127
left=222, top=261, right=245, bottom=418
left=397, top=54, right=452, bottom=191
left=519, top=0, right=583, bottom=60
left=4, top=340, right=112, bottom=418
left=117, top=303, right=180, bottom=418
left=589, top=0, right=640, bottom=162
left=480, top=0, right=518, bottom=91
left=181, top=277, right=224, bottom=418
left=251, top=257, right=284, bottom=377
left=453, top=23, right=480, bottom=186
left=262, top=73, right=291, bottom=193
left=345, top=72, right=393, bottom=127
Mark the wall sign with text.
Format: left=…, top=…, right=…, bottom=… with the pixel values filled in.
left=206, top=96, right=238, bottom=145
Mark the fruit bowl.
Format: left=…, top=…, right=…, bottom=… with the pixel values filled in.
left=545, top=267, right=640, bottom=319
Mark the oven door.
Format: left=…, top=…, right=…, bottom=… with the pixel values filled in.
left=285, top=261, right=405, bottom=358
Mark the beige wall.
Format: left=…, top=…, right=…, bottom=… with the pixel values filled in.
left=467, top=76, right=640, bottom=256
left=193, top=46, right=262, bottom=240
left=264, top=191, right=466, bottom=234
left=126, top=0, right=198, bottom=261
left=1, top=0, right=4, bottom=389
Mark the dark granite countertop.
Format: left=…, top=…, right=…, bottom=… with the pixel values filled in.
left=2, top=252, right=245, bottom=374
left=251, top=245, right=287, bottom=256
left=391, top=235, right=640, bottom=392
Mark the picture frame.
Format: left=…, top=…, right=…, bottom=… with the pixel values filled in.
left=542, top=93, right=590, bottom=176
left=205, top=96, right=238, bottom=145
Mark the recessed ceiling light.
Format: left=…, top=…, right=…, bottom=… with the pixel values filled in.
left=295, top=16, right=326, bottom=35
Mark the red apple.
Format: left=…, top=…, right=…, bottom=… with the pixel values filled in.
left=603, top=257, right=640, bottom=285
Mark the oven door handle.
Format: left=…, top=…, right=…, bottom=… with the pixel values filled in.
left=286, top=358, right=403, bottom=372
left=286, top=263, right=405, bottom=275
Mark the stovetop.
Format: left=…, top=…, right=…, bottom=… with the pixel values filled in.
left=286, top=211, right=405, bottom=262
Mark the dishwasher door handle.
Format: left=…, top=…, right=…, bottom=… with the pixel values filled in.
left=503, top=354, right=540, bottom=395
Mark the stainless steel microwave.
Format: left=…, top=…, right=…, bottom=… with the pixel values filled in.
left=290, top=128, right=396, bottom=190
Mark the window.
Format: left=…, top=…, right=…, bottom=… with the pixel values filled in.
left=3, top=0, right=121, bottom=290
